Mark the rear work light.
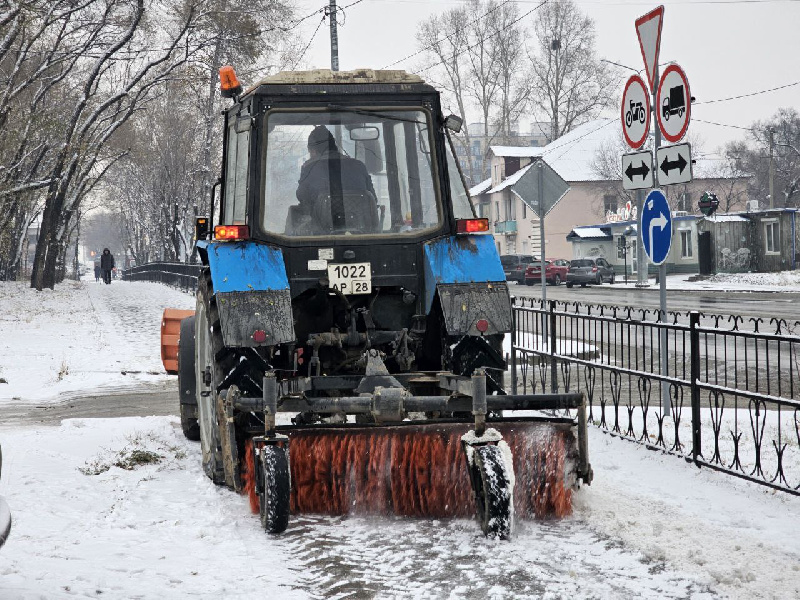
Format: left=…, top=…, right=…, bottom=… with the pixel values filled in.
left=455, top=218, right=490, bottom=234
left=214, top=225, right=250, bottom=241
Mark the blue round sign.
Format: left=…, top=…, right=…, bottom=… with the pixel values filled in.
left=640, top=189, right=672, bottom=265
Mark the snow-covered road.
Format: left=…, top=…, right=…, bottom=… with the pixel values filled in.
left=0, top=416, right=719, bottom=600
left=0, top=279, right=799, bottom=599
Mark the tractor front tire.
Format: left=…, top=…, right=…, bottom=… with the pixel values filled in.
left=259, top=444, right=291, bottom=534
left=472, top=444, right=513, bottom=539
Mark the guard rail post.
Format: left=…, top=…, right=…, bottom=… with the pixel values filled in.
left=689, top=311, right=702, bottom=464
left=549, top=300, right=557, bottom=393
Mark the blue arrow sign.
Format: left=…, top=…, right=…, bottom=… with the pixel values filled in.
left=640, top=189, right=672, bottom=265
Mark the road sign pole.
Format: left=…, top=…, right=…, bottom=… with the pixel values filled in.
left=636, top=188, right=647, bottom=287
left=537, top=162, right=548, bottom=345
left=652, top=61, right=671, bottom=417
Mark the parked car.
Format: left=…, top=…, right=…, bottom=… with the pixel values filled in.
left=500, top=254, right=537, bottom=284
left=0, top=444, right=10, bottom=549
left=524, top=259, right=570, bottom=286
left=566, top=258, right=615, bottom=288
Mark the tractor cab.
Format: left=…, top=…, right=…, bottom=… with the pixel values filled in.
left=198, top=68, right=508, bottom=382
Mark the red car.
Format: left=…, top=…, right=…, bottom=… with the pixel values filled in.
left=524, top=259, right=570, bottom=286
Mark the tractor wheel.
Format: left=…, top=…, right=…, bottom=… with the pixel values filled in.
left=472, top=444, right=513, bottom=539
left=178, top=316, right=200, bottom=441
left=259, top=444, right=291, bottom=534
left=195, top=273, right=226, bottom=485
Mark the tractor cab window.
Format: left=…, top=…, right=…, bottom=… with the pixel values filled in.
left=223, top=120, right=250, bottom=224
left=445, top=132, right=476, bottom=219
left=262, top=109, right=441, bottom=237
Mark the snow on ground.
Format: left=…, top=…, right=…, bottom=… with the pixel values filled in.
left=615, top=270, right=800, bottom=293
left=0, top=280, right=194, bottom=404
left=0, top=278, right=799, bottom=598
left=1, top=415, right=798, bottom=599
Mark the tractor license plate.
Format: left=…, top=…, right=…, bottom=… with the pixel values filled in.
left=328, top=262, right=372, bottom=295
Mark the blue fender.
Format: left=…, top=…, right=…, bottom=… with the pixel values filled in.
left=196, top=241, right=295, bottom=347
left=423, top=235, right=511, bottom=336
left=196, top=240, right=289, bottom=292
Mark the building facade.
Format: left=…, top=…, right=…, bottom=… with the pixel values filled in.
left=467, top=119, right=750, bottom=263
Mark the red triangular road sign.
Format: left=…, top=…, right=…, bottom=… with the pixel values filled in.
left=636, top=6, right=664, bottom=93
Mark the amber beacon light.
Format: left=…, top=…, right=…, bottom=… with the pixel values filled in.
left=219, top=66, right=242, bottom=98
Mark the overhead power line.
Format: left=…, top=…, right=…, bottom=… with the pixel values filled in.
left=414, top=0, right=547, bottom=75
left=694, top=80, right=800, bottom=105
left=694, top=119, right=754, bottom=131
left=291, top=15, right=327, bottom=70
left=382, top=0, right=515, bottom=69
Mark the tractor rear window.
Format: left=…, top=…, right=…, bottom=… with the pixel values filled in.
left=261, top=110, right=441, bottom=237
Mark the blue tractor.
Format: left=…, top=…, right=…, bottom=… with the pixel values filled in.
left=177, top=68, right=591, bottom=538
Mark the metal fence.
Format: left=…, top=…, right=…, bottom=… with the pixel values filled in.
left=121, top=262, right=201, bottom=293
left=510, top=298, right=800, bottom=496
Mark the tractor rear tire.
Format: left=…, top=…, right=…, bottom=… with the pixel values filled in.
left=195, top=274, right=226, bottom=485
left=259, top=444, right=291, bottom=534
left=472, top=444, right=513, bottom=539
left=178, top=316, right=200, bottom=441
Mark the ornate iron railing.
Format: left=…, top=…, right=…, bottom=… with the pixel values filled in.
left=510, top=298, right=800, bottom=495
left=121, top=262, right=201, bottom=293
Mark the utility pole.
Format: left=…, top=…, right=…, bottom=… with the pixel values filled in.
left=769, top=127, right=775, bottom=208
left=327, top=0, right=339, bottom=71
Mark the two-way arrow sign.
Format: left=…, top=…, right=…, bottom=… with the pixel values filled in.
left=655, top=142, right=693, bottom=186
left=622, top=150, right=654, bottom=190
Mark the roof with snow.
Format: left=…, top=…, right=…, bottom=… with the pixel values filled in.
left=489, top=146, right=545, bottom=158
left=486, top=119, right=618, bottom=187
left=468, top=178, right=492, bottom=197
left=703, top=214, right=750, bottom=223
left=566, top=226, right=612, bottom=241
left=487, top=164, right=532, bottom=194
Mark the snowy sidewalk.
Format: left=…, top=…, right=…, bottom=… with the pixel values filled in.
left=0, top=279, right=194, bottom=404
left=612, top=270, right=800, bottom=293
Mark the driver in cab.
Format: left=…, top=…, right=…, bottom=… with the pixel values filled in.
left=296, top=126, right=376, bottom=209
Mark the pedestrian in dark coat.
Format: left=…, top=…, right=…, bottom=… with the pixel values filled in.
left=94, top=262, right=101, bottom=282
left=100, top=248, right=115, bottom=284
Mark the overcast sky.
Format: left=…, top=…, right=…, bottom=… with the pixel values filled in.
left=293, top=0, right=800, bottom=158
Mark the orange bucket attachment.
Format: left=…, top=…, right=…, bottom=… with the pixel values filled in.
left=161, top=308, right=195, bottom=373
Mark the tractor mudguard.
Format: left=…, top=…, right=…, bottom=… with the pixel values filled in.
left=423, top=235, right=512, bottom=336
left=197, top=241, right=295, bottom=347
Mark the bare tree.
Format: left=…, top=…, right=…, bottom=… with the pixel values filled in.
left=527, top=0, right=616, bottom=142
left=721, top=108, right=800, bottom=209
left=415, top=7, right=475, bottom=182
left=29, top=0, right=199, bottom=290
left=487, top=0, right=528, bottom=142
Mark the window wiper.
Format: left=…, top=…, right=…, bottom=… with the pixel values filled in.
left=326, top=104, right=425, bottom=125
